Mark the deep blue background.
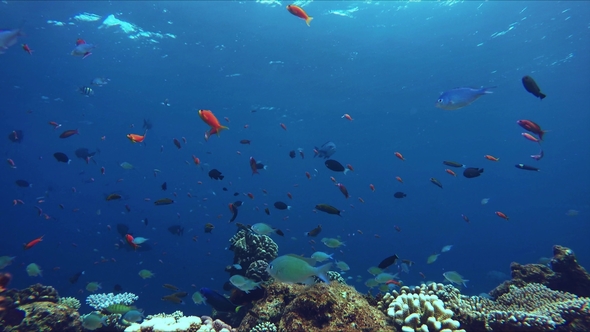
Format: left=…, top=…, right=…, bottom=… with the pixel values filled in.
left=1, top=1, right=589, bottom=317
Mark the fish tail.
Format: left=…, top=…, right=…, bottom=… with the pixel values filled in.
left=315, top=263, right=333, bottom=283
left=481, top=86, right=496, bottom=94
left=306, top=16, right=313, bottom=26
left=463, top=279, right=469, bottom=288
left=343, top=169, right=349, bottom=175
left=216, top=126, right=229, bottom=136
left=539, top=92, right=546, bottom=100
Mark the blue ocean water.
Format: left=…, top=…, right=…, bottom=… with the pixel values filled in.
left=1, top=0, right=589, bottom=318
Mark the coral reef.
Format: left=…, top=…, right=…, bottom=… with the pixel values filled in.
left=86, top=292, right=138, bottom=311
left=249, top=321, right=277, bottom=332
left=245, top=260, right=271, bottom=283
left=57, top=296, right=81, bottom=310
left=490, top=245, right=590, bottom=299
left=124, top=311, right=236, bottom=332
left=0, top=282, right=81, bottom=331
left=229, top=231, right=278, bottom=269
left=313, top=271, right=346, bottom=284
left=379, top=284, right=464, bottom=332
left=239, top=281, right=393, bottom=332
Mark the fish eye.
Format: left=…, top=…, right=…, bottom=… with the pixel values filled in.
left=437, top=99, right=443, bottom=103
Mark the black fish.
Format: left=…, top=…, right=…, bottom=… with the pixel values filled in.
left=275, top=229, right=285, bottom=236
left=113, top=284, right=123, bottom=294
left=256, top=162, right=267, bottom=170
left=173, top=138, right=181, bottom=149
left=69, top=271, right=85, bottom=284
left=229, top=203, right=239, bottom=222
left=79, top=86, right=94, bottom=96
left=208, top=169, right=224, bottom=180
left=204, top=223, right=214, bottom=233
left=442, top=160, right=465, bottom=168
left=393, top=192, right=406, bottom=199
left=16, top=180, right=31, bottom=187
left=463, top=168, right=484, bottom=178
left=430, top=178, right=443, bottom=189
left=143, top=119, right=153, bottom=130
left=314, top=141, right=336, bottom=159
left=233, top=192, right=239, bottom=196
left=116, top=224, right=130, bottom=238
left=325, top=160, right=349, bottom=174
left=522, top=75, right=546, bottom=100
left=274, top=201, right=291, bottom=210
left=378, top=254, right=399, bottom=269
left=154, top=198, right=174, bottom=205
left=305, top=225, right=322, bottom=237
left=315, top=204, right=341, bottom=216
left=53, top=152, right=71, bottom=164
left=222, top=187, right=228, bottom=191
left=515, top=164, right=540, bottom=172
left=200, top=287, right=240, bottom=312
left=168, top=225, right=184, bottom=236
left=8, top=130, right=23, bottom=143
left=264, top=207, right=270, bottom=215
left=289, top=150, right=296, bottom=158
left=74, top=148, right=98, bottom=160
left=161, top=182, right=167, bottom=190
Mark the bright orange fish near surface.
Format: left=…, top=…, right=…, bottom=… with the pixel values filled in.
left=199, top=110, right=229, bottom=136
left=127, top=130, right=147, bottom=143
left=24, top=235, right=44, bottom=250
left=495, top=211, right=509, bottom=220
left=287, top=4, right=313, bottom=26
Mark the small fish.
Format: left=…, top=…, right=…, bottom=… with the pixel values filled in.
left=517, top=120, right=547, bottom=141
left=53, top=152, right=71, bottom=164
left=198, top=110, right=229, bottom=137
left=314, top=141, right=336, bottom=159
left=7, top=130, right=23, bottom=143
left=16, top=180, right=32, bottom=187
left=204, top=223, right=214, bottom=233
left=461, top=214, right=470, bottom=223
left=337, top=183, right=349, bottom=199
left=430, top=177, right=442, bottom=189
left=167, top=225, right=184, bottom=236
left=127, top=131, right=147, bottom=143
left=69, top=271, right=85, bottom=284
left=240, top=139, right=251, bottom=144
left=443, top=160, right=465, bottom=168
left=208, top=169, right=224, bottom=180
left=530, top=149, right=544, bottom=161
left=463, top=167, right=484, bottom=178
left=515, top=164, right=539, bottom=171
left=305, top=225, right=322, bottom=237
left=161, top=182, right=167, bottom=190
left=369, top=184, right=375, bottom=192
left=280, top=123, right=287, bottom=131
left=154, top=198, right=174, bottom=205
left=315, top=204, right=341, bottom=216
left=495, top=211, right=509, bottom=220
left=377, top=254, right=399, bottom=269
left=59, top=129, right=79, bottom=139
left=78, top=86, right=94, bottom=96
left=445, top=169, right=456, bottom=177
left=173, top=138, right=181, bottom=149
left=289, top=150, right=296, bottom=158
left=426, top=254, right=440, bottom=264
left=521, top=75, right=546, bottom=100
left=106, top=193, right=121, bottom=201
left=264, top=207, right=270, bottom=215
left=484, top=155, right=499, bottom=162
left=200, top=287, right=240, bottom=312
left=267, top=254, right=331, bottom=284
left=325, top=160, right=349, bottom=174
left=23, top=235, right=44, bottom=250
left=443, top=271, right=469, bottom=287
left=341, top=114, right=353, bottom=121
left=441, top=245, right=453, bottom=253
left=286, top=4, right=313, bottom=26
left=394, top=152, right=404, bottom=161
left=71, top=38, right=94, bottom=59
left=274, top=201, right=291, bottom=210
left=0, top=28, right=25, bottom=55
left=393, top=192, right=406, bottom=199
left=522, top=133, right=540, bottom=143
left=249, top=157, right=259, bottom=175
left=21, top=43, right=33, bottom=55
left=435, top=86, right=495, bottom=110
left=161, top=295, right=184, bottom=304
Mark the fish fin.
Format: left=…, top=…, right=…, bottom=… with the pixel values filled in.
left=539, top=93, right=546, bottom=100
left=343, top=169, right=349, bottom=175
left=480, top=86, right=496, bottom=94
left=234, top=305, right=243, bottom=313
left=315, top=262, right=333, bottom=283
left=306, top=16, right=313, bottom=27
left=462, top=279, right=469, bottom=288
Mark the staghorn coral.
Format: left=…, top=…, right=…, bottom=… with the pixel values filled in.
left=490, top=245, right=590, bottom=299
left=229, top=231, right=278, bottom=268
left=249, top=321, right=277, bottom=332
left=383, top=284, right=464, bottom=332
left=124, top=311, right=237, bottom=332
left=86, top=292, right=138, bottom=311
left=239, top=281, right=393, bottom=332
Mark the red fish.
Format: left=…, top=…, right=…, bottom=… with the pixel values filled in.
left=341, top=114, right=353, bottom=121
left=125, top=234, right=139, bottom=250
left=395, top=176, right=403, bottom=184
left=127, top=130, right=147, bottom=143
left=522, top=133, right=540, bottom=143
left=495, top=211, right=509, bottom=220
left=385, top=279, right=402, bottom=286
left=337, top=183, right=349, bottom=199
left=59, top=129, right=79, bottom=139
left=249, top=157, right=259, bottom=175
left=198, top=110, right=229, bottom=137
left=7, top=158, right=16, bottom=169
left=517, top=120, right=547, bottom=140
left=394, top=152, right=405, bottom=161
left=48, top=121, right=62, bottom=129
left=445, top=169, right=456, bottom=177
left=280, top=123, right=287, bottom=131
left=287, top=4, right=313, bottom=26
left=369, top=184, right=375, bottom=192
left=21, top=44, right=33, bottom=55
left=305, top=172, right=311, bottom=180
left=24, top=235, right=44, bottom=250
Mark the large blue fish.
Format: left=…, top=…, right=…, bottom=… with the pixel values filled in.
left=435, top=87, right=495, bottom=110
left=199, top=287, right=241, bottom=312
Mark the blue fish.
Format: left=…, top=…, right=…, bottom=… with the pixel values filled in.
left=435, top=86, right=495, bottom=110
left=199, top=287, right=241, bottom=312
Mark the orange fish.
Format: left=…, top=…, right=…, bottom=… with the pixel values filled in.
left=394, top=152, right=405, bottom=161
left=287, top=192, right=293, bottom=199
left=247, top=192, right=254, bottom=199
left=192, top=155, right=201, bottom=166
left=125, top=234, right=139, bottom=250
left=22, top=44, right=33, bottom=55
left=385, top=279, right=402, bottom=286
left=341, top=114, right=353, bottom=121
left=249, top=157, right=259, bottom=175
left=445, top=169, right=456, bottom=177
left=198, top=110, right=229, bottom=136
left=7, top=158, right=16, bottom=169
left=287, top=4, right=313, bottom=26
left=395, top=176, right=403, bottom=184
left=495, top=211, right=509, bottom=220
left=48, top=121, right=61, bottom=129
left=522, top=133, right=540, bottom=142
left=484, top=155, right=499, bottom=162
left=346, top=164, right=354, bottom=172
left=280, top=123, right=287, bottom=131
left=305, top=172, right=311, bottom=180
left=127, top=130, right=147, bottom=143
left=369, top=184, right=375, bottom=192
left=337, top=183, right=349, bottom=199
left=24, top=235, right=44, bottom=250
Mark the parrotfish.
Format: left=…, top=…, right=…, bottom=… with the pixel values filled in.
left=435, top=86, right=495, bottom=110
left=267, top=254, right=332, bottom=284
